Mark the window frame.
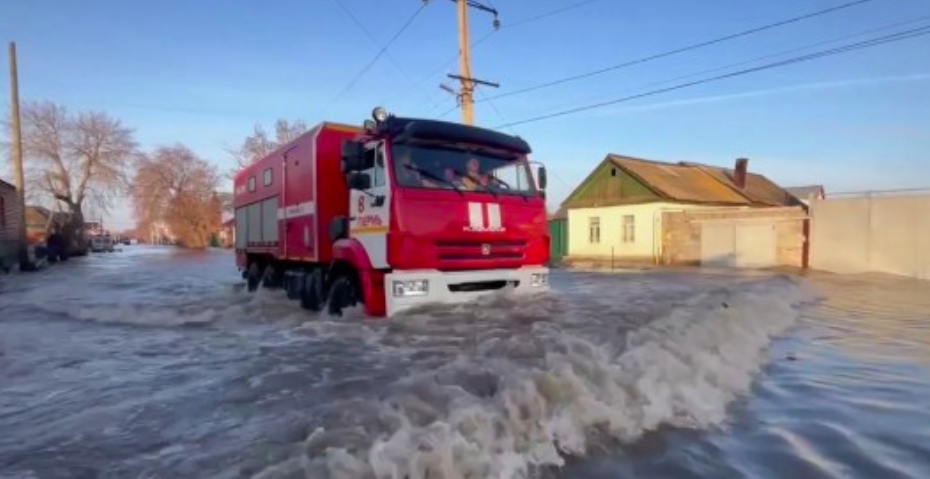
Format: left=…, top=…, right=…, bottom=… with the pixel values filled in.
left=622, top=215, right=635, bottom=243
left=263, top=168, right=273, bottom=187
left=248, top=176, right=256, bottom=192
left=589, top=216, right=601, bottom=244
left=371, top=142, right=386, bottom=188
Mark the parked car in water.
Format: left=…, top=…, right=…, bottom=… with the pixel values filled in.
left=89, top=236, right=115, bottom=253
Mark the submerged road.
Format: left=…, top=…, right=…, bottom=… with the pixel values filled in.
left=1, top=246, right=929, bottom=479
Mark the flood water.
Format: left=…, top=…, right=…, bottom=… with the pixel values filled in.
left=0, top=247, right=928, bottom=479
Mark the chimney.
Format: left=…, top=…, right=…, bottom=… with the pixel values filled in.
left=734, top=158, right=748, bottom=189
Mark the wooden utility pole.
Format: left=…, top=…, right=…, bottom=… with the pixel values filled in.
left=446, top=0, right=499, bottom=125
left=8, top=41, right=29, bottom=270
left=457, top=0, right=474, bottom=124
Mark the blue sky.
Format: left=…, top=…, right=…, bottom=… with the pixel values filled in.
left=2, top=0, right=929, bottom=229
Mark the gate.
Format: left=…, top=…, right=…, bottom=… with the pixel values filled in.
left=700, top=221, right=777, bottom=268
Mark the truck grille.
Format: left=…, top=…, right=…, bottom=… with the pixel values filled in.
left=434, top=239, right=527, bottom=261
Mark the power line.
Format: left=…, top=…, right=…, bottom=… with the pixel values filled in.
left=495, top=24, right=930, bottom=129
left=476, top=88, right=518, bottom=135
left=438, top=103, right=459, bottom=120
left=325, top=2, right=429, bottom=110
left=411, top=0, right=604, bottom=111
left=331, top=0, right=417, bottom=85
left=506, top=0, right=603, bottom=28
left=482, top=0, right=881, bottom=102
left=421, top=0, right=602, bottom=80
left=407, top=29, right=498, bottom=114
left=528, top=14, right=930, bottom=118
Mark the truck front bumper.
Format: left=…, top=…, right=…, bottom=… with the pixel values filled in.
left=384, top=266, right=550, bottom=317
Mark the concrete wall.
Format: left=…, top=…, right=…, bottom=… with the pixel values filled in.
left=810, top=194, right=930, bottom=280
left=662, top=207, right=808, bottom=267
left=567, top=202, right=709, bottom=261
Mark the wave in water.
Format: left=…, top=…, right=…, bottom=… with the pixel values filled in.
left=255, top=276, right=815, bottom=479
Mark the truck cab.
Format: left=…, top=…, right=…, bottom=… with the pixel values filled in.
left=336, top=110, right=550, bottom=316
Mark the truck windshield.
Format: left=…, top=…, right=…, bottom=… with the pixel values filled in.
left=392, top=143, right=536, bottom=196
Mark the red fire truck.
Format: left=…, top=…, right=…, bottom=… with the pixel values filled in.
left=233, top=107, right=550, bottom=317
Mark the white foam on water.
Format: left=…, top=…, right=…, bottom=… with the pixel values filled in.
left=251, top=276, right=814, bottom=479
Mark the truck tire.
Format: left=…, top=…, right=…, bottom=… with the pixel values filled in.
left=327, top=276, right=352, bottom=317
left=247, top=263, right=261, bottom=292
left=261, top=265, right=277, bottom=289
left=300, top=270, right=324, bottom=312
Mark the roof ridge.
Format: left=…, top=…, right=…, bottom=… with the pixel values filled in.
left=609, top=153, right=692, bottom=168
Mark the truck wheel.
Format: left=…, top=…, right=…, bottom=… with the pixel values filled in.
left=247, top=263, right=262, bottom=292
left=261, top=265, right=277, bottom=289
left=300, top=270, right=324, bottom=312
left=327, top=276, right=352, bottom=317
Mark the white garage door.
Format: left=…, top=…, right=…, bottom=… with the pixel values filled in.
left=735, top=223, right=776, bottom=267
left=701, top=221, right=777, bottom=268
left=701, top=224, right=736, bottom=267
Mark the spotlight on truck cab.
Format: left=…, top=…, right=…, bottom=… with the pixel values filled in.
left=372, top=106, right=389, bottom=123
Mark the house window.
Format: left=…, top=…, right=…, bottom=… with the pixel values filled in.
left=589, top=217, right=600, bottom=244
left=263, top=168, right=273, bottom=187
left=248, top=176, right=256, bottom=192
left=0, top=196, right=5, bottom=228
left=622, top=215, right=635, bottom=243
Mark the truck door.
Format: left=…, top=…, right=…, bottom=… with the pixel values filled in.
left=349, top=142, right=391, bottom=269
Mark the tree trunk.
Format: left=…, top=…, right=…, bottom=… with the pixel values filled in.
left=66, top=204, right=87, bottom=255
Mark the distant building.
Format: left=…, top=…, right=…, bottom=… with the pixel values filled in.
left=785, top=185, right=826, bottom=205
left=560, top=155, right=808, bottom=268
left=219, top=217, right=236, bottom=248
left=25, top=206, right=72, bottom=244
left=149, top=221, right=176, bottom=245
left=0, top=178, right=23, bottom=270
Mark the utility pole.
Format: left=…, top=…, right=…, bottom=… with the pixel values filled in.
left=8, top=41, right=29, bottom=271
left=443, top=0, right=500, bottom=125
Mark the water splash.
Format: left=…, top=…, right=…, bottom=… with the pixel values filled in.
left=255, top=275, right=812, bottom=479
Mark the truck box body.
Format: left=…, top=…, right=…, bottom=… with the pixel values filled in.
left=233, top=123, right=361, bottom=269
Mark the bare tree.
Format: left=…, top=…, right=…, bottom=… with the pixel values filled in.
left=132, top=144, right=222, bottom=249
left=228, top=119, right=308, bottom=172
left=11, top=100, right=137, bottom=252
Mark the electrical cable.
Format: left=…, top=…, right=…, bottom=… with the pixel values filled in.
left=325, top=2, right=429, bottom=109
left=528, top=14, right=930, bottom=118
left=494, top=24, right=930, bottom=128
left=481, top=0, right=881, bottom=102
left=331, top=0, right=418, bottom=84
left=413, top=0, right=605, bottom=110
left=506, top=0, right=603, bottom=29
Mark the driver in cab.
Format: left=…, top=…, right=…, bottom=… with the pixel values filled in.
left=397, top=153, right=440, bottom=188
left=460, top=157, right=490, bottom=191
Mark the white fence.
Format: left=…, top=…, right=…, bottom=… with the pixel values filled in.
left=810, top=190, right=930, bottom=280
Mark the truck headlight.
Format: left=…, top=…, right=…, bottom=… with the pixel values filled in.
left=531, top=273, right=548, bottom=287
left=393, top=279, right=429, bottom=297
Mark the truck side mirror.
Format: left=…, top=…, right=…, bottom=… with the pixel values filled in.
left=341, top=141, right=367, bottom=172
left=348, top=172, right=371, bottom=190
left=537, top=166, right=547, bottom=190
